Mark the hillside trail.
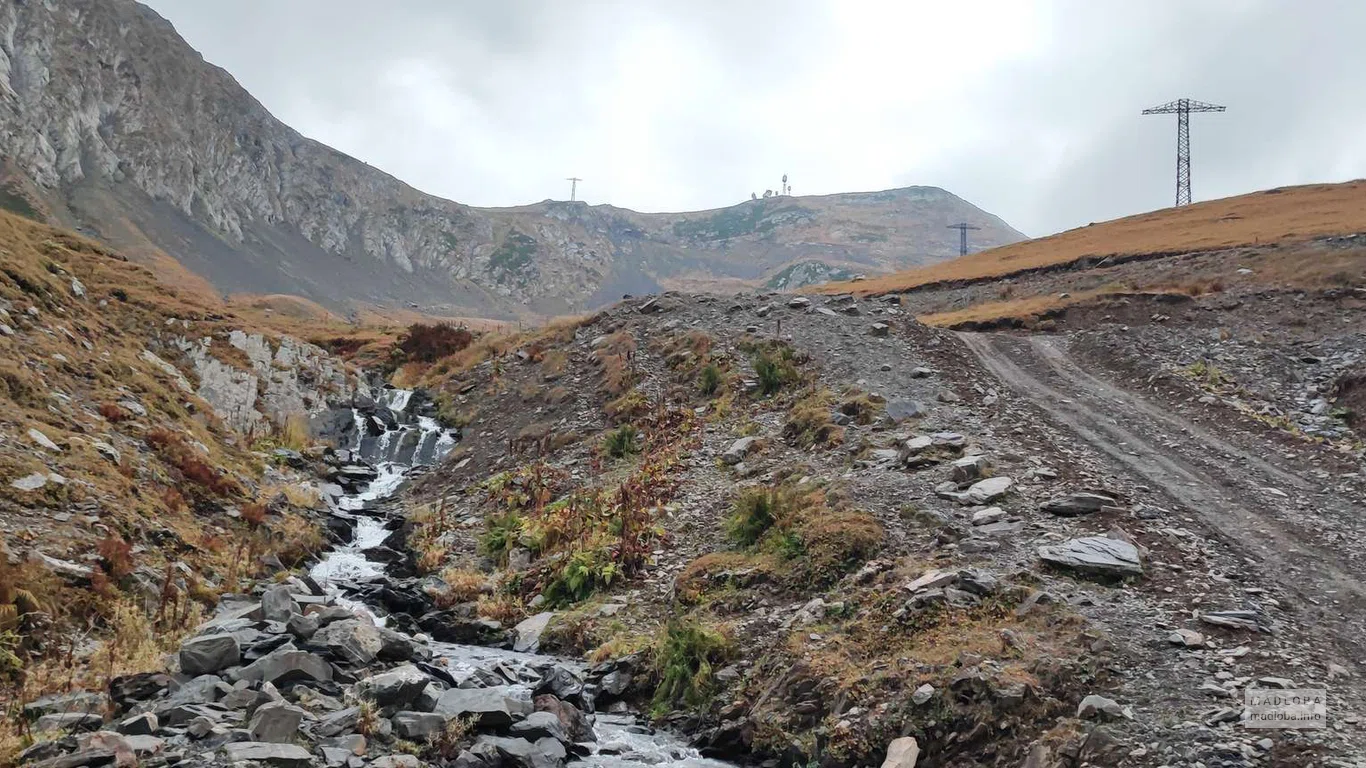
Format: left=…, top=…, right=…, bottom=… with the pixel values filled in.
left=959, top=331, right=1366, bottom=675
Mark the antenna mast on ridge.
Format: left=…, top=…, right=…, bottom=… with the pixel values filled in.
left=565, top=177, right=583, bottom=202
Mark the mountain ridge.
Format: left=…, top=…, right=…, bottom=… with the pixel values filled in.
left=0, top=0, right=1024, bottom=318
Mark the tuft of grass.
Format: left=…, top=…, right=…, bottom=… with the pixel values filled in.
left=602, top=424, right=640, bottom=460
left=436, top=567, right=488, bottom=607
left=651, top=619, right=732, bottom=715
left=476, top=593, right=527, bottom=626
left=784, top=389, right=843, bottom=448
left=726, top=487, right=777, bottom=547
left=605, top=390, right=649, bottom=423
left=277, top=414, right=310, bottom=451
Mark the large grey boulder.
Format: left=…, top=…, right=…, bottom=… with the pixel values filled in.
left=23, top=691, right=105, bottom=719
left=313, top=618, right=383, bottom=667
left=434, top=686, right=533, bottom=727
left=948, top=455, right=990, bottom=483
left=356, top=665, right=430, bottom=712
left=179, top=633, right=241, bottom=676
left=880, top=737, right=920, bottom=768
left=238, top=648, right=333, bottom=684
left=472, top=735, right=565, bottom=768
left=221, top=742, right=313, bottom=767
left=314, top=707, right=361, bottom=738
left=248, top=700, right=306, bottom=743
left=1038, top=537, right=1143, bottom=578
left=260, top=585, right=299, bottom=622
left=533, top=695, right=594, bottom=743
left=35, top=712, right=104, bottom=732
left=721, top=437, right=758, bottom=466
left=509, top=711, right=566, bottom=743
left=959, top=476, right=1013, bottom=505
left=513, top=613, right=555, bottom=654
left=1040, top=493, right=1118, bottom=517
left=391, top=711, right=452, bottom=740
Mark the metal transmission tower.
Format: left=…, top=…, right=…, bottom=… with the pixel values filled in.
left=1142, top=98, right=1226, bottom=207
left=565, top=177, right=582, bottom=202
left=946, top=222, right=981, bottom=257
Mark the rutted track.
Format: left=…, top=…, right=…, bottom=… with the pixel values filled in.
left=960, top=331, right=1366, bottom=664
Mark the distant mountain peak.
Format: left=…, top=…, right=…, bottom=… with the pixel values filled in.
left=0, top=0, right=1024, bottom=318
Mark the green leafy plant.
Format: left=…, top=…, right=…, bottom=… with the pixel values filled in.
left=478, top=512, right=524, bottom=564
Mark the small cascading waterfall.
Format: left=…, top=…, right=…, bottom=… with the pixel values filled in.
left=349, top=387, right=457, bottom=467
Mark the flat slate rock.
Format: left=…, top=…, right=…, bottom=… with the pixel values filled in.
left=220, top=742, right=313, bottom=767
left=1038, top=536, right=1143, bottom=578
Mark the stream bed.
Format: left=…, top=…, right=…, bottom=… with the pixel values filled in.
left=309, top=389, right=732, bottom=768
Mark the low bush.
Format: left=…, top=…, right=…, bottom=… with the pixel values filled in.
left=396, top=323, right=475, bottom=364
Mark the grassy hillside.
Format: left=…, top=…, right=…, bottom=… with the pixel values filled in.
left=817, top=181, right=1366, bottom=296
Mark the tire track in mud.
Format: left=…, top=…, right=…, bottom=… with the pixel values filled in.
left=959, top=331, right=1366, bottom=665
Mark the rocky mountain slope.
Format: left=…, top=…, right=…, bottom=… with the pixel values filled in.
left=4, top=199, right=1366, bottom=768
left=0, top=0, right=1021, bottom=320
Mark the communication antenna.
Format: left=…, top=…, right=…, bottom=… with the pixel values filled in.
left=1142, top=98, right=1226, bottom=207
left=565, top=177, right=582, bottom=202
left=946, top=222, right=981, bottom=257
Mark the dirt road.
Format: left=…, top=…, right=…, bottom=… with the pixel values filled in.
left=960, top=331, right=1366, bottom=667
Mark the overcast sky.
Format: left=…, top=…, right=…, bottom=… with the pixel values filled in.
left=143, top=0, right=1366, bottom=237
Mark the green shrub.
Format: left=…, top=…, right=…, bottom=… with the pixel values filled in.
left=754, top=354, right=783, bottom=396
left=726, top=487, right=776, bottom=546
left=698, top=364, right=722, bottom=396
left=651, top=620, right=731, bottom=714
left=603, top=424, right=640, bottom=459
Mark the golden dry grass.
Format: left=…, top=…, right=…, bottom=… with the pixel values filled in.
left=819, top=181, right=1366, bottom=295
left=916, top=287, right=1126, bottom=327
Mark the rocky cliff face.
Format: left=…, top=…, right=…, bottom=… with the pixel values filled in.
left=170, top=330, right=358, bottom=437
left=0, top=0, right=1024, bottom=318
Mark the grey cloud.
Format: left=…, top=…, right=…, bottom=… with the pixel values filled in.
left=143, top=0, right=1366, bottom=237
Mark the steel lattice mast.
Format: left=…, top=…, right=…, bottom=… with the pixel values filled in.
left=1142, top=98, right=1226, bottom=207
left=946, top=222, right=981, bottom=257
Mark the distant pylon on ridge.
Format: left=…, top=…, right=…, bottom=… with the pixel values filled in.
left=946, top=222, right=981, bottom=257
left=1141, top=98, right=1226, bottom=207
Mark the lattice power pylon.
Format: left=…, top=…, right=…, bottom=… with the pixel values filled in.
left=1142, top=98, right=1226, bottom=207
left=947, top=222, right=981, bottom=257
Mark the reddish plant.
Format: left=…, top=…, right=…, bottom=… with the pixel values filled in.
left=397, top=323, right=475, bottom=363
left=240, top=502, right=267, bottom=528
left=98, top=402, right=129, bottom=422
left=96, top=533, right=135, bottom=579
